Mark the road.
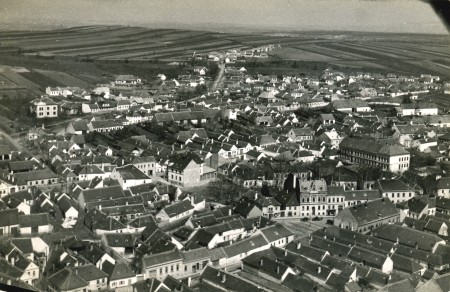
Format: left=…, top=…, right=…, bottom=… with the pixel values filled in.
left=274, top=218, right=328, bottom=239
left=211, top=62, right=225, bottom=92
left=0, top=131, right=24, bottom=151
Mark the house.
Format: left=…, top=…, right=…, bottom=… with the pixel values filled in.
left=348, top=246, right=393, bottom=274
left=66, top=120, right=90, bottom=135
left=0, top=208, right=19, bottom=235
left=0, top=256, right=40, bottom=286
left=339, top=137, right=410, bottom=173
left=334, top=198, right=400, bottom=233
left=287, top=128, right=313, bottom=142
left=47, top=268, right=89, bottom=292
left=167, top=153, right=216, bottom=188
left=156, top=200, right=194, bottom=223
left=101, top=261, right=137, bottom=289
left=71, top=264, right=109, bottom=291
left=110, top=164, right=151, bottom=190
left=114, top=75, right=141, bottom=86
left=258, top=224, right=294, bottom=248
left=437, top=177, right=450, bottom=199
left=11, top=169, right=58, bottom=187
left=57, top=196, right=79, bottom=227
left=0, top=145, right=13, bottom=161
left=101, top=233, right=134, bottom=258
left=332, top=99, right=371, bottom=113
left=29, top=96, right=58, bottom=118
left=242, top=254, right=295, bottom=284
left=377, top=179, right=416, bottom=204
left=372, top=224, right=445, bottom=253
left=141, top=249, right=183, bottom=281
left=396, top=103, right=438, bottom=117
left=19, top=213, right=53, bottom=234
left=200, top=266, right=265, bottom=292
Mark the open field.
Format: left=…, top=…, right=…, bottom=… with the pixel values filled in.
left=0, top=26, right=448, bottom=107
left=0, top=26, right=448, bottom=77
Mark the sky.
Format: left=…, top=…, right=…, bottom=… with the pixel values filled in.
left=0, top=0, right=448, bottom=34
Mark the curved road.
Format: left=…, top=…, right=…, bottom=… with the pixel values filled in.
left=0, top=131, right=23, bottom=151
left=211, top=62, right=225, bottom=92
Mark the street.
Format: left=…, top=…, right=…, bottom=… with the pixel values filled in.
left=274, top=218, right=329, bottom=239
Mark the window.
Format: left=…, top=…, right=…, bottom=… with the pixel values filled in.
left=184, top=266, right=187, bottom=272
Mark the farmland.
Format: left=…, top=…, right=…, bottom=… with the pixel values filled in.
left=0, top=26, right=447, bottom=99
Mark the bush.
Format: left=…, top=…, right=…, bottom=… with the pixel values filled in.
left=301, top=217, right=309, bottom=222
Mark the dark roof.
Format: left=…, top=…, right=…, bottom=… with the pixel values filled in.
left=103, top=233, right=134, bottom=248
left=341, top=198, right=398, bottom=225
left=19, top=213, right=51, bottom=228
left=340, top=137, right=409, bottom=156
left=162, top=200, right=193, bottom=218
left=377, top=179, right=414, bottom=192
left=102, top=261, right=135, bottom=281
left=372, top=224, right=444, bottom=252
left=0, top=209, right=19, bottom=227
left=201, top=266, right=265, bottom=292
left=71, top=264, right=108, bottom=281
left=142, top=249, right=182, bottom=268
left=47, top=268, right=88, bottom=291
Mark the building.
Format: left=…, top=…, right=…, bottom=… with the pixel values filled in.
left=287, top=128, right=313, bottom=142
left=155, top=199, right=194, bottom=223
left=332, top=99, right=371, bottom=113
left=110, top=164, right=152, bottom=190
left=437, top=177, right=450, bottom=199
left=19, top=213, right=53, bottom=234
left=0, top=208, right=20, bottom=235
left=339, top=138, right=410, bottom=173
left=377, top=179, right=416, bottom=204
left=167, top=153, right=216, bottom=188
left=29, top=96, right=58, bottom=119
left=334, top=198, right=400, bottom=233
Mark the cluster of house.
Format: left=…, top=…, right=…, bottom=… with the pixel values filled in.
left=4, top=64, right=450, bottom=290
left=195, top=44, right=279, bottom=63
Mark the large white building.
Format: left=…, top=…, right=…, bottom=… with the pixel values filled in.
left=29, top=97, right=58, bottom=119
left=339, top=138, right=410, bottom=173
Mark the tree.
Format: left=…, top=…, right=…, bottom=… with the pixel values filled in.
left=261, top=184, right=271, bottom=197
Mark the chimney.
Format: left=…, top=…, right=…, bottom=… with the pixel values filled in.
left=255, top=192, right=258, bottom=200
left=297, top=242, right=301, bottom=249
left=260, top=258, right=264, bottom=266
left=228, top=208, right=232, bottom=216
left=90, top=244, right=94, bottom=251
left=99, top=205, right=102, bottom=211
left=11, top=257, right=15, bottom=266
left=317, top=266, right=321, bottom=274
left=284, top=250, right=288, bottom=257
left=75, top=269, right=78, bottom=275
left=221, top=274, right=226, bottom=283
left=277, top=265, right=280, bottom=274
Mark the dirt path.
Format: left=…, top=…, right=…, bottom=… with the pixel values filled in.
left=211, top=62, right=225, bottom=91
left=0, top=131, right=23, bottom=151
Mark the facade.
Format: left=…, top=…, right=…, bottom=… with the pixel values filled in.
left=339, top=138, right=410, bottom=173
left=167, top=154, right=216, bottom=188
left=334, top=198, right=400, bottom=233
left=377, top=179, right=416, bottom=204
left=29, top=97, right=58, bottom=119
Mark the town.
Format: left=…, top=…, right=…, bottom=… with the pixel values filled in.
left=0, top=27, right=450, bottom=292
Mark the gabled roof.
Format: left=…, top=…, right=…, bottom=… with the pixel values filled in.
left=0, top=209, right=19, bottom=227
left=19, top=213, right=51, bottom=228
left=342, top=198, right=398, bottom=225
left=72, top=264, right=108, bottom=281
left=259, top=224, right=293, bottom=243
left=48, top=268, right=88, bottom=291
left=102, top=261, right=135, bottom=281
left=162, top=200, right=193, bottom=218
